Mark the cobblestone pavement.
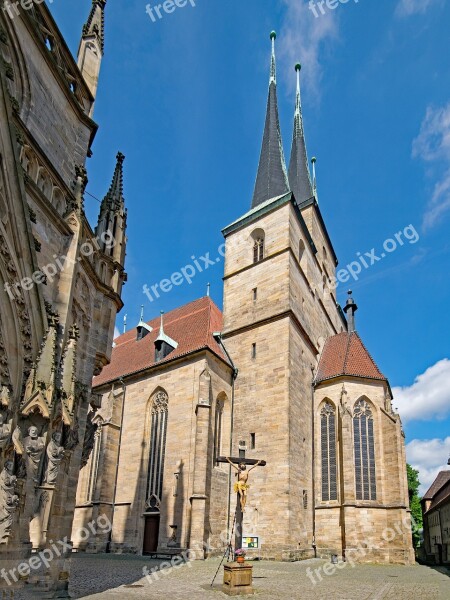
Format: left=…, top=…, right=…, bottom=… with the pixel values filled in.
left=5, top=555, right=450, bottom=599
left=62, top=555, right=449, bottom=599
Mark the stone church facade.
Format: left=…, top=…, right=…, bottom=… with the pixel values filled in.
left=75, top=33, right=414, bottom=565
left=0, top=1, right=127, bottom=596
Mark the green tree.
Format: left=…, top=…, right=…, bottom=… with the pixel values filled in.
left=407, top=464, right=423, bottom=548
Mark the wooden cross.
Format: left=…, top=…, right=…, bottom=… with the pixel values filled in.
left=217, top=442, right=266, bottom=552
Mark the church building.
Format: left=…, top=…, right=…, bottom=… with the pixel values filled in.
left=73, top=32, right=414, bottom=565
left=0, top=1, right=127, bottom=596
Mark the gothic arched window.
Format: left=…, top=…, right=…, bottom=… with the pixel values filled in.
left=87, top=426, right=102, bottom=503
left=253, top=239, right=264, bottom=263
left=353, top=399, right=377, bottom=501
left=214, top=396, right=225, bottom=464
left=320, top=402, right=337, bottom=501
left=251, top=229, right=265, bottom=264
left=146, top=390, right=169, bottom=511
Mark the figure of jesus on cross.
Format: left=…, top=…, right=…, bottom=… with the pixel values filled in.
left=218, top=441, right=266, bottom=552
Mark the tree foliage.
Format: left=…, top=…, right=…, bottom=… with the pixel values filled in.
left=407, top=464, right=423, bottom=548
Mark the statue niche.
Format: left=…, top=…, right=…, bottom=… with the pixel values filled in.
left=0, top=460, right=19, bottom=544
left=23, top=425, right=45, bottom=483
left=43, top=432, right=65, bottom=486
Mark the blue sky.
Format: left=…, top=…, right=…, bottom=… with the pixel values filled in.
left=52, top=0, right=450, bottom=494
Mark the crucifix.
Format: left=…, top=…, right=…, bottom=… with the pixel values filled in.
left=217, top=441, right=266, bottom=552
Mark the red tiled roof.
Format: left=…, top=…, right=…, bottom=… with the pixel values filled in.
left=422, top=471, right=450, bottom=502
left=93, top=297, right=228, bottom=387
left=427, top=478, right=450, bottom=512
left=315, top=332, right=386, bottom=384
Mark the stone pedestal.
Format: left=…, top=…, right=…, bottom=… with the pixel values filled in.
left=223, top=562, right=254, bottom=596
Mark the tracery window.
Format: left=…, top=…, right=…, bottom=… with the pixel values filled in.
left=87, top=427, right=102, bottom=503
left=146, top=391, right=169, bottom=511
left=353, top=399, right=377, bottom=501
left=321, top=402, right=337, bottom=501
left=213, top=397, right=225, bottom=464
left=253, top=238, right=264, bottom=263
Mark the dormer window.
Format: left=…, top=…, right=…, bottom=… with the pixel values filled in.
left=154, top=312, right=178, bottom=362
left=136, top=323, right=152, bottom=341
left=136, top=307, right=153, bottom=341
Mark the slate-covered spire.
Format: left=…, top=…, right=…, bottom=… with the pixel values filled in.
left=251, top=32, right=289, bottom=209
left=288, top=64, right=313, bottom=205
left=77, top=0, right=106, bottom=109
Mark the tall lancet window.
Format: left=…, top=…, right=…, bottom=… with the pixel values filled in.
left=253, top=239, right=264, bottom=263
left=87, top=427, right=102, bottom=503
left=252, top=229, right=265, bottom=264
left=146, top=390, right=169, bottom=511
left=214, top=397, right=225, bottom=464
left=320, top=402, right=337, bottom=501
left=353, top=399, right=377, bottom=501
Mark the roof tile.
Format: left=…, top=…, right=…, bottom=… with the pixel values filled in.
left=422, top=471, right=450, bottom=501
left=315, top=331, right=386, bottom=384
left=93, top=297, right=227, bottom=388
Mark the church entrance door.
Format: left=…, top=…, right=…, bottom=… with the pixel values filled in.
left=143, top=515, right=160, bottom=554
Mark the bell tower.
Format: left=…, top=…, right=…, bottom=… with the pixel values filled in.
left=221, top=33, right=344, bottom=560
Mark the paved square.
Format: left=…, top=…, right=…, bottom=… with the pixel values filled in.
left=23, top=555, right=450, bottom=599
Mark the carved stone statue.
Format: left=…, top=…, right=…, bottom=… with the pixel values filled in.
left=23, top=426, right=45, bottom=482
left=43, top=432, right=65, bottom=486
left=0, top=412, right=11, bottom=450
left=0, top=460, right=19, bottom=543
left=80, top=411, right=98, bottom=468
left=226, top=458, right=262, bottom=512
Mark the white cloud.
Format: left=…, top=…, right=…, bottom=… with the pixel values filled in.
left=392, top=358, right=450, bottom=422
left=412, top=103, right=450, bottom=229
left=406, top=437, right=450, bottom=496
left=396, top=0, right=434, bottom=17
left=279, top=0, right=339, bottom=97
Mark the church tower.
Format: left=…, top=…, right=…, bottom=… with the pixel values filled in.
left=221, top=33, right=414, bottom=563
left=222, top=33, right=344, bottom=560
left=77, top=0, right=106, bottom=113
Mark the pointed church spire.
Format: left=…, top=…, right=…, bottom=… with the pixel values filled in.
left=288, top=64, right=313, bottom=206
left=78, top=0, right=106, bottom=110
left=95, top=152, right=127, bottom=277
left=82, top=0, right=106, bottom=53
left=251, top=32, right=290, bottom=209
left=101, top=151, right=125, bottom=214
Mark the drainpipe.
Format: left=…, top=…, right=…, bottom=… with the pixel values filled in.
left=106, top=376, right=126, bottom=553
left=213, top=332, right=238, bottom=541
